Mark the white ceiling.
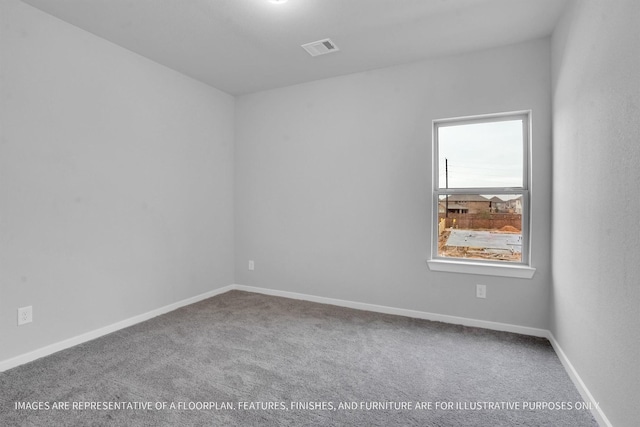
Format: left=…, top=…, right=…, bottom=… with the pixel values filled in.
left=21, top=0, right=568, bottom=95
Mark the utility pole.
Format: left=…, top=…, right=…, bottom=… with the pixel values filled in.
left=445, top=158, right=449, bottom=218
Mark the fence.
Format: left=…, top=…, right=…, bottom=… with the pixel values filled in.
left=438, top=213, right=522, bottom=232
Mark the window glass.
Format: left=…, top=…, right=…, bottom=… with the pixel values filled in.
left=437, top=193, right=523, bottom=262
left=433, top=112, right=530, bottom=267
left=438, top=119, right=523, bottom=189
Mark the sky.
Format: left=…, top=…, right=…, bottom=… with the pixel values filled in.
left=438, top=119, right=524, bottom=190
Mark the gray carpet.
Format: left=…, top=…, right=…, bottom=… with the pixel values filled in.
left=1, top=290, right=597, bottom=426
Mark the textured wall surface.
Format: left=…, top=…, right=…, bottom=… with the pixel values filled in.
left=235, top=39, right=553, bottom=329
left=0, top=0, right=235, bottom=362
left=551, top=1, right=640, bottom=425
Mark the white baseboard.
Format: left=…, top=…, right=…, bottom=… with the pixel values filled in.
left=232, top=284, right=548, bottom=337
left=546, top=332, right=611, bottom=427
left=0, top=283, right=609, bottom=427
left=0, top=285, right=235, bottom=373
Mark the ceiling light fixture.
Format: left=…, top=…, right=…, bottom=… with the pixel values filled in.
left=269, top=0, right=288, bottom=4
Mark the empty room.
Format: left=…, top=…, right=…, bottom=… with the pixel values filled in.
left=1, top=0, right=638, bottom=426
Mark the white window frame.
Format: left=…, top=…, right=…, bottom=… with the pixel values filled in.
left=427, top=111, right=536, bottom=279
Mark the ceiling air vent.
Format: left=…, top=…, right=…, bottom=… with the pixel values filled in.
left=301, top=38, right=339, bottom=57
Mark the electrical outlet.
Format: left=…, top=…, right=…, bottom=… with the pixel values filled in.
left=18, top=306, right=33, bottom=325
left=248, top=260, right=255, bottom=271
left=476, top=284, right=486, bottom=299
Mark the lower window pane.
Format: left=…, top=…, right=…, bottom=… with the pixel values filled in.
left=437, top=194, right=523, bottom=262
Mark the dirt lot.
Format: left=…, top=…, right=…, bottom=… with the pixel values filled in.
left=438, top=226, right=522, bottom=262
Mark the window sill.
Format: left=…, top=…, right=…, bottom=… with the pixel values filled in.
left=427, top=259, right=536, bottom=279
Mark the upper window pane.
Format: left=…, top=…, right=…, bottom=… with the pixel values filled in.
left=438, top=119, right=523, bottom=189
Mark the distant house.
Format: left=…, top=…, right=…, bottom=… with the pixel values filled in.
left=439, top=202, right=468, bottom=214
left=442, top=194, right=491, bottom=214
left=505, top=196, right=523, bottom=214
left=489, top=196, right=506, bottom=212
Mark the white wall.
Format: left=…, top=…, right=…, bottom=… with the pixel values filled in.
left=0, top=0, right=235, bottom=362
left=551, top=1, right=640, bottom=426
left=235, top=39, right=553, bottom=329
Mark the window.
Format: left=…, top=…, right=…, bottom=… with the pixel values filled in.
left=428, top=111, right=535, bottom=278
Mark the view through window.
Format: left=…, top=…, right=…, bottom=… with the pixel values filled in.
left=433, top=112, right=530, bottom=264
